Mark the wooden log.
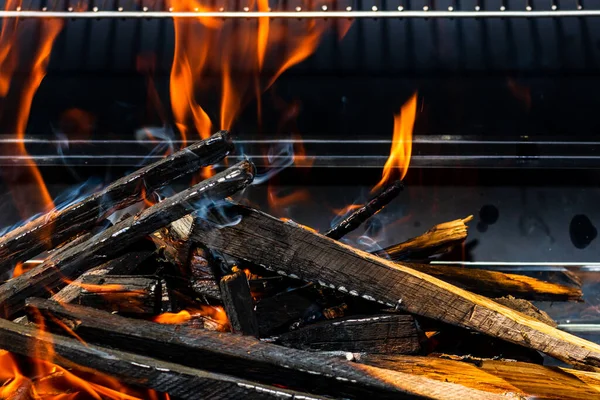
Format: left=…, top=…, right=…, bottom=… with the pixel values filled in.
left=373, top=217, right=473, bottom=261
left=26, top=298, right=510, bottom=399
left=0, top=161, right=255, bottom=318
left=273, top=314, right=420, bottom=354
left=50, top=250, right=155, bottom=304
left=402, top=263, right=581, bottom=302
left=79, top=275, right=161, bottom=315
left=358, top=354, right=600, bottom=399
left=493, top=296, right=556, bottom=327
left=191, top=205, right=600, bottom=370
left=0, top=318, right=331, bottom=400
left=0, top=131, right=232, bottom=275
left=219, top=267, right=259, bottom=337
left=324, top=181, right=403, bottom=240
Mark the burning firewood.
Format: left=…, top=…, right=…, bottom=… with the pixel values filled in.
left=0, top=317, right=329, bottom=400
left=272, top=314, right=420, bottom=354
left=78, top=275, right=162, bottom=316
left=373, top=216, right=473, bottom=261
left=219, top=267, right=259, bottom=337
left=51, top=250, right=155, bottom=304
left=0, top=131, right=233, bottom=276
left=358, top=354, right=600, bottom=400
left=0, top=160, right=255, bottom=318
left=24, top=298, right=510, bottom=399
left=402, top=262, right=582, bottom=302
left=191, top=205, right=600, bottom=370
left=324, top=180, right=403, bottom=240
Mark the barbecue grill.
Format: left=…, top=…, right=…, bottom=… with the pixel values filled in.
left=1, top=1, right=600, bottom=398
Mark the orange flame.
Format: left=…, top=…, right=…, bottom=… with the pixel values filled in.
left=169, top=0, right=350, bottom=143
left=372, top=92, right=418, bottom=192
left=0, top=309, right=168, bottom=399
left=0, top=12, right=63, bottom=219
left=267, top=185, right=310, bottom=216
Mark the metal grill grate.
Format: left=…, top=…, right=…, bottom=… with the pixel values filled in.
left=0, top=0, right=599, bottom=19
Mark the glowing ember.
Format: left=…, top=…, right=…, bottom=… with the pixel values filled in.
left=372, top=92, right=418, bottom=193
left=154, top=305, right=229, bottom=331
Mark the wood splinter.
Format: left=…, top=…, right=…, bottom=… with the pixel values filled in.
left=374, top=216, right=473, bottom=261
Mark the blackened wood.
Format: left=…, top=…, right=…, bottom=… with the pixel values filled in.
left=191, top=205, right=600, bottom=370
left=274, top=314, right=420, bottom=354
left=189, top=246, right=222, bottom=300
left=26, top=298, right=506, bottom=399
left=51, top=250, right=154, bottom=304
left=79, top=275, right=161, bottom=315
left=0, top=318, right=330, bottom=400
left=0, top=131, right=233, bottom=275
left=373, top=217, right=473, bottom=261
left=0, top=161, right=255, bottom=318
left=219, top=268, right=258, bottom=336
left=402, top=263, right=582, bottom=302
left=324, top=181, right=403, bottom=240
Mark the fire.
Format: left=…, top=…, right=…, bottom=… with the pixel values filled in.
left=0, top=310, right=169, bottom=399
left=168, top=0, right=350, bottom=143
left=154, top=305, right=229, bottom=331
left=0, top=8, right=63, bottom=219
left=267, top=185, right=310, bottom=215
left=372, top=92, right=418, bottom=192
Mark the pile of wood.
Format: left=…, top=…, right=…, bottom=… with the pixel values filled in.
left=0, top=131, right=599, bottom=399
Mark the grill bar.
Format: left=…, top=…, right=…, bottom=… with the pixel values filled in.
left=0, top=9, right=599, bottom=19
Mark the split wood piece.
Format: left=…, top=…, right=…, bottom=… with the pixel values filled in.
left=51, top=250, right=155, bottom=304
left=373, top=216, right=473, bottom=261
left=189, top=246, right=223, bottom=300
left=493, top=296, right=557, bottom=327
left=191, top=205, right=600, bottom=370
left=274, top=314, right=420, bottom=354
left=79, top=275, right=161, bottom=315
left=324, top=181, right=403, bottom=240
left=359, top=354, right=600, bottom=400
left=0, top=131, right=233, bottom=276
left=220, top=267, right=259, bottom=337
left=0, top=318, right=331, bottom=400
left=402, top=262, right=582, bottom=302
left=26, top=299, right=510, bottom=399
left=0, top=161, right=255, bottom=319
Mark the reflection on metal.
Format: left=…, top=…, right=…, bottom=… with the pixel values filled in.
left=558, top=324, right=600, bottom=333
left=0, top=9, right=598, bottom=19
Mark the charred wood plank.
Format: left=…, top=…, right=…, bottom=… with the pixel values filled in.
left=359, top=354, right=600, bottom=399
left=50, top=250, right=155, bottom=304
left=324, top=181, right=403, bottom=240
left=191, top=205, right=600, bottom=370
left=219, top=267, right=259, bottom=336
left=0, top=131, right=233, bottom=275
left=0, top=318, right=331, bottom=400
left=79, top=275, right=161, bottom=315
left=26, top=298, right=508, bottom=399
left=402, top=263, right=582, bottom=302
left=0, top=161, right=255, bottom=318
left=274, top=314, right=420, bottom=354
left=373, top=217, right=473, bottom=261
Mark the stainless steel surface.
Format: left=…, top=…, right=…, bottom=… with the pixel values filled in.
left=0, top=10, right=597, bottom=19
